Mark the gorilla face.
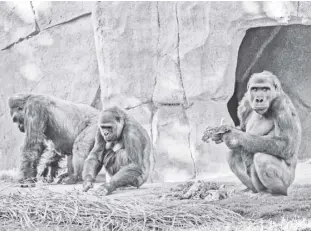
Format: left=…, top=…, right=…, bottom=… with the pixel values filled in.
left=99, top=109, right=124, bottom=142
left=10, top=106, right=25, bottom=133
left=248, top=75, right=278, bottom=115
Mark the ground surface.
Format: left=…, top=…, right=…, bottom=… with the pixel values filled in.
left=0, top=162, right=310, bottom=230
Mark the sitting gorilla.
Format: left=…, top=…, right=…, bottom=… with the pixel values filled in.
left=82, top=106, right=151, bottom=195
left=211, top=71, right=301, bottom=196
left=8, top=93, right=98, bottom=186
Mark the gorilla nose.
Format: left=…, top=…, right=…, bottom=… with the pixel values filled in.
left=12, top=116, right=17, bottom=123
left=104, top=132, right=109, bottom=136
left=256, top=98, right=264, bottom=103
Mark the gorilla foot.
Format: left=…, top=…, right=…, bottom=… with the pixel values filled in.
left=240, top=187, right=252, bottom=193
left=270, top=188, right=288, bottom=196
left=62, top=176, right=79, bottom=185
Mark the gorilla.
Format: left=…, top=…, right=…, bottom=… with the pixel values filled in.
left=82, top=106, right=151, bottom=195
left=210, top=71, right=301, bottom=196
left=8, top=93, right=98, bottom=187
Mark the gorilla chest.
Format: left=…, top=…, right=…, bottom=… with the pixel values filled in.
left=105, top=141, right=124, bottom=152
left=246, top=112, right=274, bottom=136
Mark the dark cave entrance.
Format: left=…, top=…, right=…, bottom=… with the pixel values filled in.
left=227, top=24, right=311, bottom=159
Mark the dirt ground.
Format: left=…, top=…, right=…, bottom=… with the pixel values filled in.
left=0, top=162, right=310, bottom=230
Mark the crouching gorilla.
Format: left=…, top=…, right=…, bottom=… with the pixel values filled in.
left=8, top=93, right=98, bottom=187
left=82, top=106, right=151, bottom=195
left=211, top=71, right=301, bottom=196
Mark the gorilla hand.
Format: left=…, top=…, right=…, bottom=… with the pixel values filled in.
left=98, top=183, right=111, bottom=196
left=209, top=125, right=234, bottom=145
left=82, top=175, right=95, bottom=192
left=211, top=133, right=223, bottom=144
left=221, top=128, right=242, bottom=149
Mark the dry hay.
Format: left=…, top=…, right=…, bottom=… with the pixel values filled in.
left=161, top=181, right=235, bottom=201
left=0, top=188, right=243, bottom=230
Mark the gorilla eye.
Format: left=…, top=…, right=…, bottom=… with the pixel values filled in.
left=263, top=87, right=270, bottom=92
left=251, top=87, right=258, bottom=92
left=17, top=107, right=23, bottom=111
left=115, top=117, right=120, bottom=122
left=101, top=126, right=112, bottom=131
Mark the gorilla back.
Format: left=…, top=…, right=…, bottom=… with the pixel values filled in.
left=8, top=93, right=99, bottom=186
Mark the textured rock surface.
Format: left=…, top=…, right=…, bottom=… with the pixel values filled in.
left=94, top=1, right=311, bottom=181
left=2, top=1, right=311, bottom=182
left=33, top=1, right=95, bottom=29
left=93, top=2, right=158, bottom=109
left=0, top=13, right=99, bottom=169
left=0, top=1, right=36, bottom=49
left=152, top=106, right=194, bottom=182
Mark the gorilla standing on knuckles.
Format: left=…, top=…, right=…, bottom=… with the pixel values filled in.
left=82, top=106, right=151, bottom=195
left=8, top=93, right=98, bottom=187
left=210, top=71, right=301, bottom=196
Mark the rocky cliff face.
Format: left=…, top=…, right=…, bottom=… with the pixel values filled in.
left=1, top=1, right=311, bottom=181
left=93, top=1, right=311, bottom=181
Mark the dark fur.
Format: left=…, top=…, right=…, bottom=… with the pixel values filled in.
left=8, top=93, right=98, bottom=185
left=82, top=106, right=151, bottom=195
left=37, top=140, right=64, bottom=183
left=221, top=71, right=301, bottom=195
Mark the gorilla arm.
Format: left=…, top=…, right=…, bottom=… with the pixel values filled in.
left=82, top=129, right=106, bottom=191
left=222, top=97, right=300, bottom=160
left=21, top=99, right=48, bottom=182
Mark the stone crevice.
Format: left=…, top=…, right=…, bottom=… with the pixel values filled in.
left=174, top=3, right=197, bottom=178
left=124, top=101, right=151, bottom=111
left=187, top=123, right=197, bottom=179
left=43, top=12, right=91, bottom=31
left=1, top=29, right=39, bottom=51
left=149, top=104, right=157, bottom=183
left=29, top=76, right=48, bottom=92
left=30, top=1, right=40, bottom=32
left=158, top=103, right=182, bottom=107
left=90, top=86, right=101, bottom=108
left=152, top=1, right=160, bottom=103
left=0, top=109, right=8, bottom=119
left=149, top=1, right=160, bottom=176
left=1, top=11, right=92, bottom=51
left=175, top=3, right=189, bottom=108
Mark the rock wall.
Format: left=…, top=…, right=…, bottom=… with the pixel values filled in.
left=1, top=1, right=311, bottom=181
left=93, top=1, right=311, bottom=181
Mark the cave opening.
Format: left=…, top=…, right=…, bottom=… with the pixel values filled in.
left=227, top=24, right=311, bottom=159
